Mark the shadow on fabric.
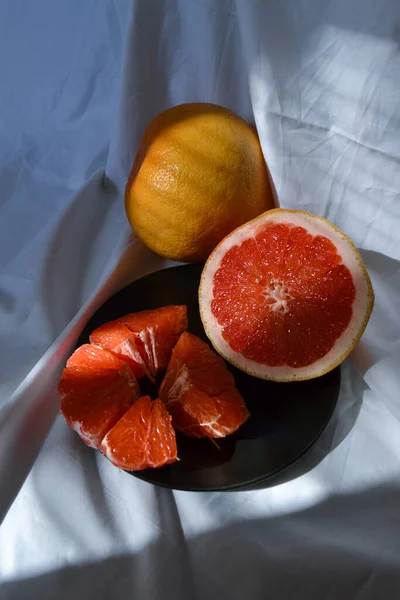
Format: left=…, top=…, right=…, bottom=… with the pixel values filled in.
left=2, top=480, right=400, bottom=599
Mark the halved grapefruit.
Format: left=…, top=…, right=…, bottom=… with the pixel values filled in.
left=100, top=396, right=177, bottom=470
left=159, top=332, right=249, bottom=438
left=116, top=305, right=188, bottom=377
left=199, top=209, right=374, bottom=382
left=59, top=344, right=139, bottom=448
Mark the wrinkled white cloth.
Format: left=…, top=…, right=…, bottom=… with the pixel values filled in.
left=1, top=1, right=400, bottom=598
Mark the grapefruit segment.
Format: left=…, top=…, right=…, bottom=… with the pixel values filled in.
left=59, top=344, right=139, bottom=448
left=199, top=209, right=374, bottom=381
left=90, top=321, right=151, bottom=379
left=100, top=396, right=177, bottom=470
left=159, top=332, right=249, bottom=438
left=118, top=305, right=188, bottom=376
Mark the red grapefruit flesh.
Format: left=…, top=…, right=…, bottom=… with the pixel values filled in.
left=199, top=209, right=374, bottom=381
left=100, top=396, right=177, bottom=470
left=118, top=305, right=188, bottom=377
left=159, top=332, right=249, bottom=438
left=59, top=344, right=139, bottom=448
left=90, top=321, right=151, bottom=379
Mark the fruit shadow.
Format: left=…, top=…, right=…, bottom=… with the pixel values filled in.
left=239, top=359, right=366, bottom=490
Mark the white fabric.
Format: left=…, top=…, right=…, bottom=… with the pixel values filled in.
left=1, top=0, right=400, bottom=597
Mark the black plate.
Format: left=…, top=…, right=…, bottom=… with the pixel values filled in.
left=78, top=265, right=340, bottom=491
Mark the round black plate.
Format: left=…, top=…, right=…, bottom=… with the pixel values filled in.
left=78, top=265, right=340, bottom=491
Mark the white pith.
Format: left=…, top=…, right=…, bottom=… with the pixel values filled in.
left=265, top=278, right=293, bottom=314
left=165, top=364, right=191, bottom=401
left=118, top=338, right=145, bottom=366
left=71, top=420, right=98, bottom=448
left=139, top=326, right=158, bottom=372
left=101, top=434, right=119, bottom=465
left=162, top=363, right=237, bottom=436
left=91, top=335, right=146, bottom=383
left=199, top=209, right=373, bottom=381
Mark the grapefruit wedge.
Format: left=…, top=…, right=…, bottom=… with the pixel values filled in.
left=159, top=332, right=249, bottom=438
left=116, top=305, right=188, bottom=378
left=101, top=396, right=177, bottom=470
left=199, top=209, right=374, bottom=381
left=59, top=344, right=139, bottom=448
left=90, top=320, right=152, bottom=380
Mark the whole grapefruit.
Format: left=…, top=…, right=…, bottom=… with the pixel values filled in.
left=125, top=103, right=275, bottom=263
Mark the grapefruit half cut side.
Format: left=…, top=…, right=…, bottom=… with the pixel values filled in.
left=159, top=332, right=249, bottom=438
left=59, top=344, right=139, bottom=448
left=199, top=209, right=374, bottom=382
left=100, top=396, right=178, bottom=470
left=118, top=305, right=188, bottom=377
